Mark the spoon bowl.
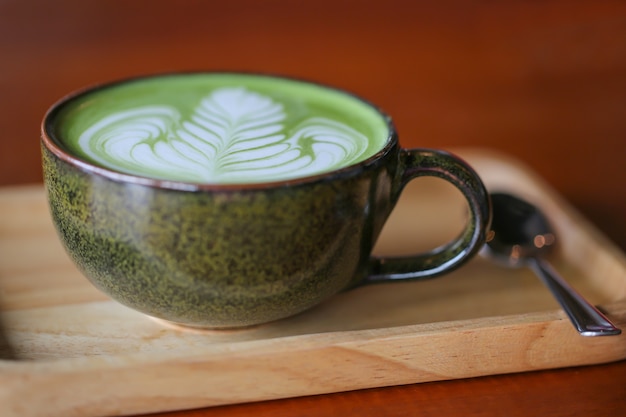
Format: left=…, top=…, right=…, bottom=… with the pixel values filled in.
left=481, top=192, right=621, bottom=337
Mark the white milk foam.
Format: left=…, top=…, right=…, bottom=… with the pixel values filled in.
left=78, top=87, right=374, bottom=183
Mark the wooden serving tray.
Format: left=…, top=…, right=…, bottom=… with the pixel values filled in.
left=1, top=149, right=625, bottom=417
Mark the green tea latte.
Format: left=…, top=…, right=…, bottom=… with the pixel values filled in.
left=52, top=73, right=390, bottom=184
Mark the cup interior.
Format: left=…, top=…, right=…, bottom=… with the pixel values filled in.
left=42, top=72, right=397, bottom=189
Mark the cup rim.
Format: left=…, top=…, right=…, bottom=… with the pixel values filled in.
left=41, top=71, right=399, bottom=192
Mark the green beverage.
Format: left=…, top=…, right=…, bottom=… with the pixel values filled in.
left=50, top=73, right=390, bottom=184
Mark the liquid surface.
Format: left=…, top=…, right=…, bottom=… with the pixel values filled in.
left=53, top=74, right=390, bottom=184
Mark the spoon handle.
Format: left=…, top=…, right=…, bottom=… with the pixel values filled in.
left=528, top=258, right=621, bottom=336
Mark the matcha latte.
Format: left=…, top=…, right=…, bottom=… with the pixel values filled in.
left=41, top=72, right=491, bottom=328
left=50, top=74, right=390, bottom=184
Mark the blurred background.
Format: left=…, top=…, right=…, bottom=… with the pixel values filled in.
left=1, top=0, right=625, bottom=247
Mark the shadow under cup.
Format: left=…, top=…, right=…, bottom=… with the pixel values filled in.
left=41, top=73, right=491, bottom=329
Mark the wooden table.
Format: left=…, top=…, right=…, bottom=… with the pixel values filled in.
left=2, top=1, right=625, bottom=415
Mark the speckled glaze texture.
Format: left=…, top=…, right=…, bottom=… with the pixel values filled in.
left=41, top=73, right=491, bottom=329
left=42, top=143, right=398, bottom=328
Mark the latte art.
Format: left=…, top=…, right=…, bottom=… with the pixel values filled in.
left=77, top=87, right=372, bottom=183
left=53, top=74, right=389, bottom=183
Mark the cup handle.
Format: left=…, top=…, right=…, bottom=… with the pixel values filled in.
left=365, top=148, right=491, bottom=283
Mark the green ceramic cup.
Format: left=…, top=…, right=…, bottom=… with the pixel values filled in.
left=41, top=73, right=491, bottom=329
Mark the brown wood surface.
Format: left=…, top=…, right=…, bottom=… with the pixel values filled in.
left=2, top=155, right=625, bottom=416
left=1, top=0, right=625, bottom=416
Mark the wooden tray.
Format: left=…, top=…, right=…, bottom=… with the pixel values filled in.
left=1, top=149, right=625, bottom=417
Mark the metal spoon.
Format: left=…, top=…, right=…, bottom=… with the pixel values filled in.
left=482, top=192, right=621, bottom=336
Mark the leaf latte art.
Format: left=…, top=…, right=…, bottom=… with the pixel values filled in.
left=77, top=87, right=373, bottom=183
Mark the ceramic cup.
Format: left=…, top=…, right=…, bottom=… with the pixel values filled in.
left=41, top=72, right=491, bottom=328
